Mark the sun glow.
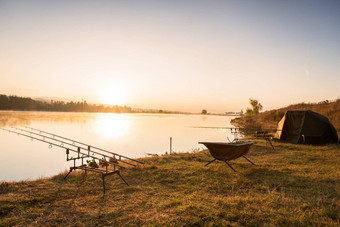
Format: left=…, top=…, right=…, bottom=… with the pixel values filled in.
left=95, top=114, right=131, bottom=139
left=98, top=85, right=127, bottom=106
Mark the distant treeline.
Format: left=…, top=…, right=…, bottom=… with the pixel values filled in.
left=0, top=94, right=132, bottom=113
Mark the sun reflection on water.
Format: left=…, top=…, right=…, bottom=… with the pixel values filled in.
left=94, top=114, right=131, bottom=139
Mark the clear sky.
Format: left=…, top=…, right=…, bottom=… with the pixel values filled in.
left=0, top=0, right=339, bottom=113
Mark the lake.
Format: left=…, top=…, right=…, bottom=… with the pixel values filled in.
left=0, top=111, right=237, bottom=182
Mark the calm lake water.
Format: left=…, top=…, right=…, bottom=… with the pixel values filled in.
left=0, top=111, right=237, bottom=182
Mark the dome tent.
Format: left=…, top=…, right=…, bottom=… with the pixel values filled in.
left=274, top=110, right=338, bottom=145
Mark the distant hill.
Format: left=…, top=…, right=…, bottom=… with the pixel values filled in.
left=231, top=99, right=340, bottom=131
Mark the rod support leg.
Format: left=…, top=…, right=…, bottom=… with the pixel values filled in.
left=64, top=168, right=73, bottom=180
left=118, top=172, right=129, bottom=186
left=102, top=175, right=106, bottom=194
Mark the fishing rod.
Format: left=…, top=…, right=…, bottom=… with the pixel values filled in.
left=23, top=126, right=144, bottom=164
left=0, top=127, right=126, bottom=169
left=11, top=127, right=137, bottom=167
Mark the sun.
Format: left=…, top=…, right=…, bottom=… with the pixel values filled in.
left=98, top=85, right=127, bottom=106
left=95, top=114, right=130, bottom=139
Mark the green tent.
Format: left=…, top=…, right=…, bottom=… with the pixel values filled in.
left=274, top=110, right=338, bottom=145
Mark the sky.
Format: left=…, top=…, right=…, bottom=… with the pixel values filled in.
left=0, top=0, right=339, bottom=113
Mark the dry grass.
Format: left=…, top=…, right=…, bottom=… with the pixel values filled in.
left=0, top=140, right=339, bottom=226
left=232, top=99, right=340, bottom=131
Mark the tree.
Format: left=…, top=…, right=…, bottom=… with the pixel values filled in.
left=246, top=98, right=263, bottom=116
left=201, top=109, right=207, bottom=114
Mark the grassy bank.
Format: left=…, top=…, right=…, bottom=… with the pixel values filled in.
left=0, top=140, right=339, bottom=226
left=232, top=99, right=340, bottom=131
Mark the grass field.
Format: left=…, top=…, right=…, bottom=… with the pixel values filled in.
left=0, top=140, right=339, bottom=226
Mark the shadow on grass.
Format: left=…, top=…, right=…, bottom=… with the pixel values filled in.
left=244, top=168, right=338, bottom=207
left=33, top=179, right=66, bottom=224
left=96, top=194, right=106, bottom=217
left=67, top=174, right=87, bottom=208
left=32, top=172, right=88, bottom=225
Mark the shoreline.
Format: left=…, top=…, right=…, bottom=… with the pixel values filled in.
left=0, top=109, right=239, bottom=116
left=0, top=112, right=238, bottom=184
